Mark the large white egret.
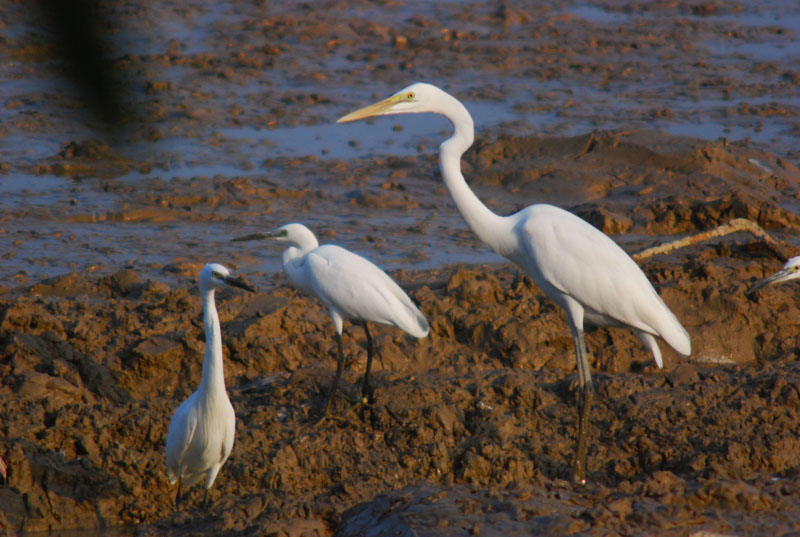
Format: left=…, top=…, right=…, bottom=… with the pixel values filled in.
left=165, top=263, right=254, bottom=509
left=746, top=256, right=800, bottom=295
left=234, top=223, right=429, bottom=418
left=338, top=83, right=691, bottom=483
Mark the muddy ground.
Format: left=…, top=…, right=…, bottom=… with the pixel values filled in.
left=1, top=0, right=800, bottom=536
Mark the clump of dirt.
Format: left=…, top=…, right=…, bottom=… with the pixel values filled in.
left=38, top=140, right=135, bottom=179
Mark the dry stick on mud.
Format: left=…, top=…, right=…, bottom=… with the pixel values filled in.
left=633, top=218, right=780, bottom=262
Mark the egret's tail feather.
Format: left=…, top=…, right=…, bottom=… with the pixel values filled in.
left=663, top=322, right=691, bottom=357
left=394, top=304, right=429, bottom=338
left=645, top=295, right=691, bottom=358
left=637, top=331, right=663, bottom=368
left=413, top=311, right=430, bottom=338
left=166, top=468, right=178, bottom=485
left=383, top=283, right=429, bottom=338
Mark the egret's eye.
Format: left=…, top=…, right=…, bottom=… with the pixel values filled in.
left=279, top=229, right=288, bottom=237
left=211, top=271, right=222, bottom=279
left=407, top=91, right=415, bottom=100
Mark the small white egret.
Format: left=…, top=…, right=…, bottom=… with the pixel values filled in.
left=746, top=256, right=800, bottom=295
left=165, top=263, right=254, bottom=509
left=234, top=223, right=429, bottom=418
left=338, top=83, right=691, bottom=483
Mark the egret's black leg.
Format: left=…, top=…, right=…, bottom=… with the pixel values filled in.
left=574, top=379, right=594, bottom=484
left=319, top=331, right=346, bottom=420
left=360, top=322, right=375, bottom=403
left=572, top=327, right=594, bottom=484
left=202, top=488, right=210, bottom=510
left=175, top=476, right=182, bottom=511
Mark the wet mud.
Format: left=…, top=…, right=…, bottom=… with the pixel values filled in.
left=1, top=0, right=800, bottom=536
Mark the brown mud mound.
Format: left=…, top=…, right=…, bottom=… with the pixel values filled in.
left=1, top=241, right=799, bottom=536
left=466, top=130, right=800, bottom=236
left=336, top=475, right=800, bottom=537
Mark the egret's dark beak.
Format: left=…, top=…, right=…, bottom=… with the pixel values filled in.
left=222, top=275, right=255, bottom=293
left=232, top=229, right=286, bottom=242
left=745, top=268, right=792, bottom=296
left=231, top=233, right=269, bottom=242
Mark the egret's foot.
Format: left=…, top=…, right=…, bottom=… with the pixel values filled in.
left=327, top=388, right=378, bottom=424
left=571, top=463, right=587, bottom=485
left=340, top=389, right=371, bottom=413
left=572, top=384, right=594, bottom=486
left=360, top=383, right=375, bottom=406
left=312, top=384, right=349, bottom=425
left=571, top=424, right=589, bottom=485
left=311, top=403, right=331, bottom=426
left=174, top=479, right=183, bottom=511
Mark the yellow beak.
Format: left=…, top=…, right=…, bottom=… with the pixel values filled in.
left=337, top=94, right=405, bottom=123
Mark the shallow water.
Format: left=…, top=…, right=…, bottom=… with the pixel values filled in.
left=0, top=0, right=798, bottom=285
left=0, top=0, right=800, bottom=277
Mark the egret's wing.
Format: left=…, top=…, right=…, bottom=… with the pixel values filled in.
left=220, top=400, right=236, bottom=465
left=164, top=393, right=199, bottom=483
left=517, top=205, right=689, bottom=356
left=305, top=245, right=429, bottom=337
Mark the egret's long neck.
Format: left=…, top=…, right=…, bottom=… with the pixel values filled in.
left=283, top=231, right=319, bottom=265
left=281, top=237, right=319, bottom=294
left=282, top=237, right=315, bottom=273
left=439, top=96, right=514, bottom=258
left=199, top=288, right=225, bottom=395
left=282, top=246, right=303, bottom=267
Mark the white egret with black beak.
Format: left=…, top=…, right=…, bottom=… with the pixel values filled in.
left=234, top=223, right=429, bottom=419
left=165, top=263, right=254, bottom=509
